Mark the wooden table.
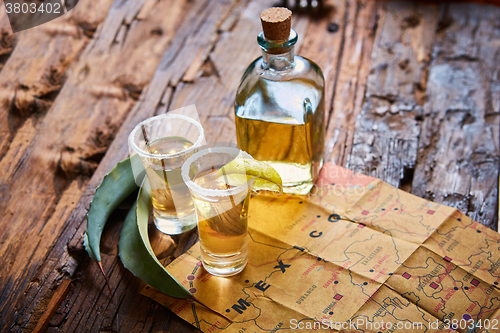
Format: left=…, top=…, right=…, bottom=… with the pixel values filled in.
left=0, top=0, right=499, bottom=331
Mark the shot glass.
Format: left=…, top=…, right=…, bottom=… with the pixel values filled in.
left=181, top=147, right=254, bottom=277
left=129, top=114, right=204, bottom=235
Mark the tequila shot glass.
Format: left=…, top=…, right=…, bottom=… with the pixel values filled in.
left=129, top=114, right=204, bottom=235
left=181, top=147, right=253, bottom=277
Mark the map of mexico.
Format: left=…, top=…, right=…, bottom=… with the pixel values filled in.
left=141, top=164, right=500, bottom=332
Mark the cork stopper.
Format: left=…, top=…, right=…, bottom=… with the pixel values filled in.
left=260, top=7, right=292, bottom=42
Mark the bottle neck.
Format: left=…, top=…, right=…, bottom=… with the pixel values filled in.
left=261, top=47, right=295, bottom=71
left=258, top=29, right=298, bottom=72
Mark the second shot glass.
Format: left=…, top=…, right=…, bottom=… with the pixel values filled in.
left=181, top=147, right=254, bottom=277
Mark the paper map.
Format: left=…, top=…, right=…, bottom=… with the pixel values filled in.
left=141, top=164, right=500, bottom=332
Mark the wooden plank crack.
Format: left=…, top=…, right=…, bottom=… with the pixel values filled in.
left=346, top=1, right=439, bottom=189
left=412, top=3, right=500, bottom=229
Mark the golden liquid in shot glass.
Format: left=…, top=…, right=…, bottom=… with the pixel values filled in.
left=143, top=137, right=195, bottom=225
left=192, top=168, right=250, bottom=276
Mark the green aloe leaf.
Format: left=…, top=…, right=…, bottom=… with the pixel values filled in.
left=119, top=178, right=192, bottom=299
left=84, top=153, right=191, bottom=299
left=84, top=154, right=144, bottom=262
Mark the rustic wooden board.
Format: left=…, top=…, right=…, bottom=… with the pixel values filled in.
left=0, top=0, right=498, bottom=332
left=0, top=0, right=193, bottom=329
left=411, top=3, right=500, bottom=229
left=0, top=0, right=118, bottom=328
left=345, top=1, right=499, bottom=229
left=347, top=1, right=439, bottom=188
left=0, top=5, right=15, bottom=66
left=53, top=0, right=240, bottom=331
left=0, top=0, right=114, bottom=167
left=323, top=0, right=382, bottom=165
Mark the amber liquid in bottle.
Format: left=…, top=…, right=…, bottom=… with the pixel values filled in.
left=235, top=26, right=325, bottom=195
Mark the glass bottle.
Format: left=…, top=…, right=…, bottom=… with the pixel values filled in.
left=234, top=8, right=325, bottom=195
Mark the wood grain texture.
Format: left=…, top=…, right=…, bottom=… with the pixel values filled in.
left=1, top=0, right=191, bottom=330
left=411, top=3, right=500, bottom=229
left=323, top=0, right=381, bottom=165
left=170, top=0, right=310, bottom=143
left=0, top=4, right=14, bottom=60
left=347, top=1, right=439, bottom=188
left=0, top=0, right=118, bottom=329
left=32, top=278, right=72, bottom=333
left=347, top=1, right=499, bottom=230
left=0, top=0, right=113, bottom=170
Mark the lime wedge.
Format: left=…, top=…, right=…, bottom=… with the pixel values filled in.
left=216, top=158, right=283, bottom=195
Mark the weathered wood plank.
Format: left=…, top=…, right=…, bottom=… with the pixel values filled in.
left=296, top=0, right=348, bottom=135
left=169, top=0, right=314, bottom=144
left=323, top=0, right=381, bottom=165
left=0, top=0, right=113, bottom=169
left=170, top=0, right=284, bottom=141
left=14, top=0, right=240, bottom=331
left=1, top=0, right=192, bottom=330
left=346, top=1, right=439, bottom=189
left=0, top=0, right=118, bottom=328
left=32, top=278, right=71, bottom=333
left=0, top=4, right=14, bottom=60
left=411, top=3, right=500, bottom=229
